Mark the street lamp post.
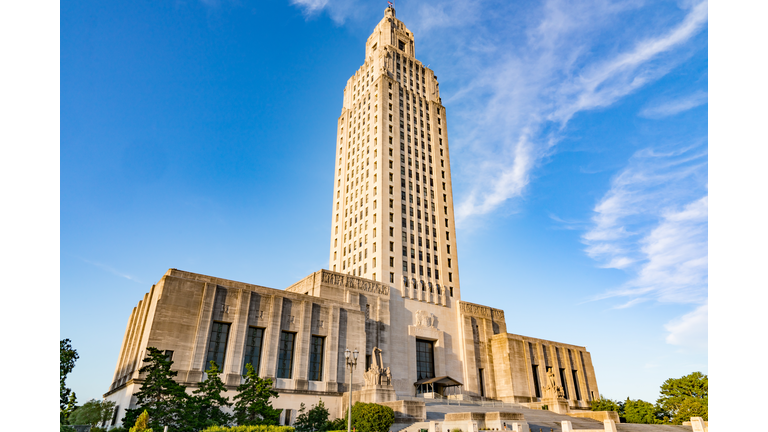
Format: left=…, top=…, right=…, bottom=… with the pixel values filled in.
left=345, top=348, right=359, bottom=432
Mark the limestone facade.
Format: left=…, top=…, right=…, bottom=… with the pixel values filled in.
left=103, top=7, right=601, bottom=428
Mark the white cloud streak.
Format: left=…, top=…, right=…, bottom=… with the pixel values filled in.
left=640, top=90, right=708, bottom=118
left=665, top=303, right=708, bottom=350
left=582, top=145, right=708, bottom=349
left=80, top=257, right=144, bottom=284
left=288, top=0, right=369, bottom=24
left=433, top=0, right=708, bottom=221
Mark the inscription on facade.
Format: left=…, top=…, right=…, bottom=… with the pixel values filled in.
left=321, top=271, right=390, bottom=296
left=460, top=302, right=505, bottom=321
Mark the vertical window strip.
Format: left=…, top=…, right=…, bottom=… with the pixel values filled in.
left=206, top=322, right=231, bottom=370
left=277, top=332, right=296, bottom=379
left=309, top=336, right=325, bottom=381
left=242, top=327, right=265, bottom=376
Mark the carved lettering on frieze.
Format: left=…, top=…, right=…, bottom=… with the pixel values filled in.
left=321, top=271, right=390, bottom=296
left=460, top=302, right=506, bottom=322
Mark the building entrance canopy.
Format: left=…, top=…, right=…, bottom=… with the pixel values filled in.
left=414, top=375, right=463, bottom=396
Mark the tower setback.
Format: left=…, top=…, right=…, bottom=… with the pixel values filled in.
left=328, top=7, right=461, bottom=303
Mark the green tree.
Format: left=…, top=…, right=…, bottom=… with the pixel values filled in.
left=674, top=398, right=708, bottom=423
left=622, top=398, right=662, bottom=424
left=294, top=399, right=331, bottom=432
left=69, top=399, right=116, bottom=427
left=130, top=410, right=153, bottom=432
left=122, top=347, right=191, bottom=431
left=191, top=361, right=234, bottom=428
left=656, top=372, right=708, bottom=424
left=233, top=363, right=281, bottom=426
left=61, top=339, right=80, bottom=424
left=590, top=395, right=623, bottom=417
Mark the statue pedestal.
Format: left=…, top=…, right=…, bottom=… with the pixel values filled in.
left=358, top=384, right=397, bottom=403
left=542, top=396, right=569, bottom=414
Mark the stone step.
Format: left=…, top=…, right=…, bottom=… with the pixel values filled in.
left=395, top=421, right=431, bottom=432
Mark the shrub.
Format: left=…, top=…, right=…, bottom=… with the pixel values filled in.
left=130, top=410, right=153, bottom=432
left=325, top=417, right=346, bottom=431
left=201, top=426, right=295, bottom=432
left=348, top=403, right=394, bottom=432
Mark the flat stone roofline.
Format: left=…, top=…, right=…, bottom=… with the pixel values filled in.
left=164, top=268, right=276, bottom=292
left=493, top=332, right=589, bottom=351
left=160, top=268, right=363, bottom=309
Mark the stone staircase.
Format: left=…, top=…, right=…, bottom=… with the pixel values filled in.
left=390, top=401, right=694, bottom=432
left=394, top=421, right=430, bottom=432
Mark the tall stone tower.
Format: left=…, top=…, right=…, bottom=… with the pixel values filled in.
left=328, top=6, right=461, bottom=303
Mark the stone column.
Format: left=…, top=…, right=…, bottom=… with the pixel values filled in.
left=293, top=300, right=313, bottom=389
left=326, top=304, right=341, bottom=393
left=224, top=289, right=250, bottom=386
left=187, top=283, right=217, bottom=383
left=261, top=296, right=283, bottom=379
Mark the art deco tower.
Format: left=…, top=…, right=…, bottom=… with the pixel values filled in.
left=328, top=6, right=461, bottom=302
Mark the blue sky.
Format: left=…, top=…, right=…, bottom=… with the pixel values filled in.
left=60, top=0, right=708, bottom=405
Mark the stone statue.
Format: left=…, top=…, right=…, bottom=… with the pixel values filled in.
left=363, top=346, right=393, bottom=387
left=544, top=367, right=564, bottom=399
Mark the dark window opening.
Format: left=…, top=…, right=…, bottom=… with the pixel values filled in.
left=243, top=327, right=265, bottom=376
left=308, top=336, right=325, bottom=381
left=416, top=339, right=435, bottom=380
left=478, top=368, right=486, bottom=397
left=572, top=370, right=582, bottom=401
left=277, top=332, right=296, bottom=378
left=206, top=322, right=230, bottom=370
left=559, top=368, right=570, bottom=400
left=531, top=364, right=541, bottom=398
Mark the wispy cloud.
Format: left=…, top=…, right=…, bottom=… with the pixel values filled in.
left=288, top=0, right=369, bottom=24
left=639, top=90, right=708, bottom=118
left=80, top=257, right=144, bottom=284
left=665, top=303, right=708, bottom=350
left=421, top=0, right=709, bottom=221
left=289, top=0, right=329, bottom=16
left=582, top=144, right=708, bottom=349
left=583, top=144, right=707, bottom=297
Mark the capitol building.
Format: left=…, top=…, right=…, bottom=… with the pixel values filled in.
left=104, top=7, right=600, bottom=428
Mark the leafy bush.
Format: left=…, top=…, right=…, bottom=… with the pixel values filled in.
left=325, top=417, right=346, bottom=431
left=60, top=426, right=77, bottom=432
left=294, top=399, right=331, bottom=432
left=346, top=403, right=394, bottom=432
left=201, top=426, right=295, bottom=432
